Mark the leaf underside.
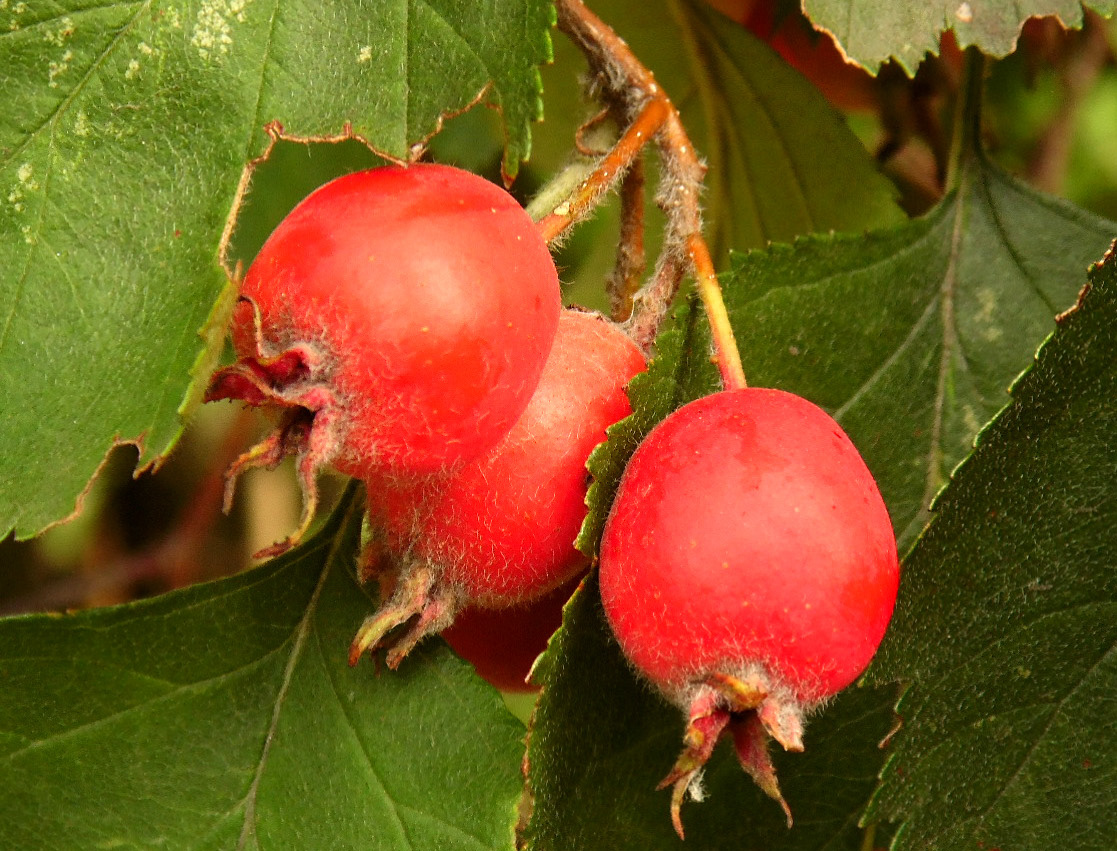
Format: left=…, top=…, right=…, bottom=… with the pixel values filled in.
left=803, top=0, right=1117, bottom=74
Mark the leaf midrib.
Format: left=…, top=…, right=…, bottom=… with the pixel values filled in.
left=234, top=537, right=344, bottom=850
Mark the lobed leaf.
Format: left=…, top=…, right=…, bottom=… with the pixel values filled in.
left=0, top=488, right=525, bottom=849
left=864, top=244, right=1117, bottom=849
left=0, top=0, right=552, bottom=538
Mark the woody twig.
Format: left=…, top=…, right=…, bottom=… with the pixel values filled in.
left=538, top=0, right=746, bottom=390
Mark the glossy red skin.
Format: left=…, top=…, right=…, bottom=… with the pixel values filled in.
left=368, top=310, right=647, bottom=605
left=442, top=577, right=579, bottom=692
left=234, top=163, right=561, bottom=477
left=599, top=388, right=899, bottom=706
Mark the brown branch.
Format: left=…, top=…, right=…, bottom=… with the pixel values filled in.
left=547, top=0, right=746, bottom=389
left=574, top=107, right=614, bottom=156
left=625, top=251, right=686, bottom=352
left=607, top=155, right=647, bottom=322
left=1029, top=11, right=1113, bottom=194
left=1, top=410, right=257, bottom=616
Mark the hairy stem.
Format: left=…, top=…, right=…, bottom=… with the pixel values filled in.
left=549, top=0, right=746, bottom=388
left=525, top=156, right=600, bottom=223
left=608, top=156, right=647, bottom=321
left=536, top=98, right=668, bottom=243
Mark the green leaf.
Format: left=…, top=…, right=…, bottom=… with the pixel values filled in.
left=524, top=572, right=897, bottom=850
left=538, top=0, right=903, bottom=309
left=582, top=147, right=1113, bottom=571
left=0, top=489, right=525, bottom=849
left=802, top=0, right=1117, bottom=74
left=581, top=147, right=1112, bottom=556
left=0, top=0, right=552, bottom=538
left=716, top=147, right=1115, bottom=549
left=864, top=245, right=1117, bottom=850
left=670, top=0, right=904, bottom=257
left=578, top=301, right=713, bottom=556
left=555, top=123, right=1112, bottom=851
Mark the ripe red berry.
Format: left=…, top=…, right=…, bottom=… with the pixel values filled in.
left=598, top=387, right=899, bottom=836
left=350, top=309, right=647, bottom=668
left=205, top=163, right=561, bottom=556
left=442, top=576, right=580, bottom=692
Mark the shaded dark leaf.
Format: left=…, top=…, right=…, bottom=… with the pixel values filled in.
left=0, top=489, right=525, bottom=849
left=866, top=243, right=1117, bottom=850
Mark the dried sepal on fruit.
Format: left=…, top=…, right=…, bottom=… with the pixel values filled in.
left=599, top=388, right=900, bottom=837
left=206, top=163, right=562, bottom=557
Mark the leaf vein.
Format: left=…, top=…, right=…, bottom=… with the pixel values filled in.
left=979, top=168, right=1061, bottom=316
left=0, top=1, right=150, bottom=173
left=313, top=615, right=416, bottom=850
left=235, top=539, right=345, bottom=849
left=0, top=651, right=279, bottom=762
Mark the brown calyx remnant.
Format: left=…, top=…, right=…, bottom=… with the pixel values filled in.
left=204, top=296, right=343, bottom=558
left=661, top=669, right=806, bottom=839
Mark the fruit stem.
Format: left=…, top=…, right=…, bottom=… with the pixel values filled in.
left=688, top=234, right=746, bottom=389
left=535, top=98, right=670, bottom=243
left=551, top=0, right=747, bottom=384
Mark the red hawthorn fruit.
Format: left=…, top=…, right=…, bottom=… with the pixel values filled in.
left=205, top=163, right=561, bottom=556
left=350, top=309, right=647, bottom=668
left=442, top=576, right=581, bottom=692
left=598, top=387, right=899, bottom=836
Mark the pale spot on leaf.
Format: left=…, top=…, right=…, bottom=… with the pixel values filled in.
left=43, top=15, right=75, bottom=46
left=48, top=49, right=74, bottom=88
left=975, top=287, right=1003, bottom=342
left=191, top=0, right=252, bottom=61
